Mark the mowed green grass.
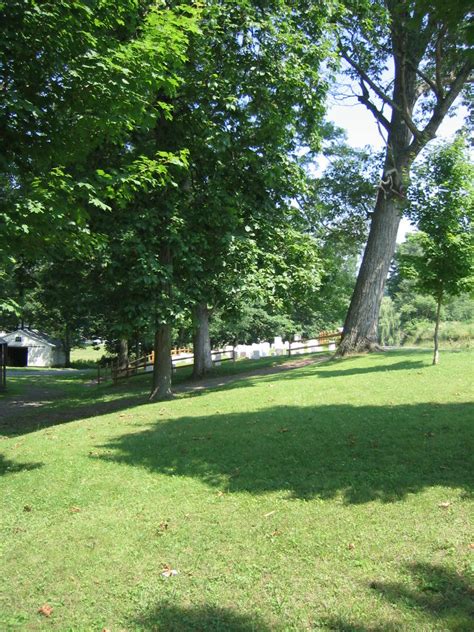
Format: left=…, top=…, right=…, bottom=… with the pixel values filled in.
left=0, top=350, right=473, bottom=631
left=70, top=344, right=107, bottom=368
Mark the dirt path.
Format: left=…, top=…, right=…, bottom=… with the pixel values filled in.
left=175, top=355, right=330, bottom=394
left=0, top=356, right=330, bottom=432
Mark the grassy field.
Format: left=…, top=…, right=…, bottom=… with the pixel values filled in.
left=70, top=344, right=108, bottom=368
left=0, top=350, right=473, bottom=631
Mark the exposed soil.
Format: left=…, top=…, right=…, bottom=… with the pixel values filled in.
left=0, top=355, right=330, bottom=435
left=176, top=355, right=329, bottom=394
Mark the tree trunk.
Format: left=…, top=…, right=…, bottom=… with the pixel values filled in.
left=338, top=192, right=403, bottom=355
left=338, top=74, right=414, bottom=356
left=432, top=292, right=443, bottom=366
left=192, top=302, right=212, bottom=379
left=149, top=243, right=173, bottom=401
left=63, top=324, right=71, bottom=368
left=149, top=323, right=173, bottom=400
left=118, top=338, right=128, bottom=369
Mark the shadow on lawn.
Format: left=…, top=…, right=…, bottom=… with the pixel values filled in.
left=0, top=354, right=426, bottom=438
left=131, top=604, right=269, bottom=631
left=96, top=401, right=474, bottom=504
left=326, top=563, right=474, bottom=631
left=0, top=371, right=149, bottom=437
left=180, top=356, right=427, bottom=395
left=0, top=454, right=43, bottom=477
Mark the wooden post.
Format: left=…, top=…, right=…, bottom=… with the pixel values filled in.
left=97, top=363, right=101, bottom=385
left=232, top=346, right=236, bottom=362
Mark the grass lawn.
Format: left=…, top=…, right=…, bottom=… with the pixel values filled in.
left=70, top=345, right=108, bottom=368
left=0, top=350, right=473, bottom=631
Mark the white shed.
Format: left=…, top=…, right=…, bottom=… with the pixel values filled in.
left=3, top=329, right=66, bottom=367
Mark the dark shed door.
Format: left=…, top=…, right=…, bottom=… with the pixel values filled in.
left=7, top=347, right=28, bottom=367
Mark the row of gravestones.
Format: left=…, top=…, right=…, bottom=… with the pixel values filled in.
left=144, top=335, right=339, bottom=371
left=232, top=337, right=337, bottom=361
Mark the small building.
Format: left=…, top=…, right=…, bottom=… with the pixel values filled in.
left=2, top=329, right=66, bottom=368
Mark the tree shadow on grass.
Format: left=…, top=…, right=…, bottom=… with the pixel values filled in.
left=0, top=351, right=457, bottom=441
left=0, top=454, right=43, bottom=477
left=177, top=356, right=427, bottom=398
left=96, top=401, right=474, bottom=504
left=131, top=603, right=270, bottom=631
left=326, top=563, right=474, bottom=631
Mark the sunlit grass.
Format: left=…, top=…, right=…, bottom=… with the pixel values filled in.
left=0, top=350, right=473, bottom=630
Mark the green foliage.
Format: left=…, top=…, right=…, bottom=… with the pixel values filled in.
left=378, top=297, right=402, bottom=346
left=387, top=238, right=474, bottom=345
left=403, top=137, right=474, bottom=301
left=403, top=320, right=474, bottom=348
left=0, top=0, right=198, bottom=257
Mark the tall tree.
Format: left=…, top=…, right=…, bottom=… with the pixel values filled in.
left=400, top=137, right=473, bottom=364
left=177, top=0, right=332, bottom=378
left=335, top=0, right=473, bottom=354
left=141, top=0, right=333, bottom=387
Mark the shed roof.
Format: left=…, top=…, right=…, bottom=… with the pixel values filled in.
left=2, top=329, right=62, bottom=348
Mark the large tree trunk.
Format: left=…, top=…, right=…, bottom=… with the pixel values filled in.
left=338, top=193, right=403, bottom=355
left=192, top=302, right=212, bottom=379
left=149, top=243, right=173, bottom=401
left=338, top=56, right=415, bottom=356
left=432, top=292, right=443, bottom=366
left=149, top=323, right=173, bottom=400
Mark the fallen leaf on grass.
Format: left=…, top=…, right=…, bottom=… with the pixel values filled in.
left=348, top=543, right=355, bottom=550
left=468, top=543, right=474, bottom=550
left=161, top=564, right=179, bottom=578
left=69, top=507, right=81, bottom=513
left=38, top=604, right=53, bottom=617
left=438, top=501, right=451, bottom=509
left=157, top=521, right=169, bottom=535
left=216, top=491, right=226, bottom=497
left=278, top=427, right=289, bottom=433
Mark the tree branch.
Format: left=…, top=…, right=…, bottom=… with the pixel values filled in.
left=435, top=25, right=448, bottom=97
left=407, top=60, right=473, bottom=158
left=406, top=57, right=440, bottom=97
left=340, top=44, right=420, bottom=138
left=357, top=79, right=391, bottom=132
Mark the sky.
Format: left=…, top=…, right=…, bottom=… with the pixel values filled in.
left=326, top=99, right=468, bottom=242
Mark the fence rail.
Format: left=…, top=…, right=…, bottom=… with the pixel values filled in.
left=97, top=331, right=342, bottom=384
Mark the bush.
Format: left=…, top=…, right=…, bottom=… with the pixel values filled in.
left=403, top=320, right=474, bottom=348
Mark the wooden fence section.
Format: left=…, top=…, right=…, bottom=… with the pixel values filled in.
left=98, top=347, right=236, bottom=384
left=288, top=331, right=342, bottom=356
left=97, top=331, right=342, bottom=384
